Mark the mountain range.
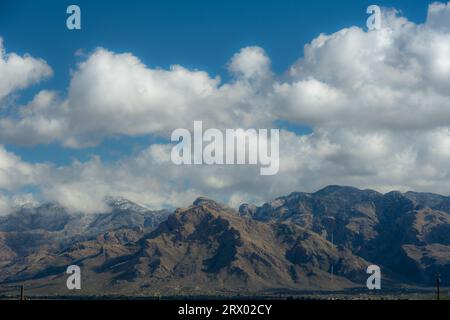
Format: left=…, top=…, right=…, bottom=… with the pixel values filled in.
left=0, top=185, right=449, bottom=297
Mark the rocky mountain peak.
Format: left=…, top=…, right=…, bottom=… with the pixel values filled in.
left=1, top=186, right=450, bottom=295
left=105, top=196, right=150, bottom=212
left=192, top=197, right=235, bottom=214
left=238, top=203, right=257, bottom=217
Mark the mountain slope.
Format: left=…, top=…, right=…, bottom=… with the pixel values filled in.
left=239, top=186, right=450, bottom=284
left=0, top=197, right=371, bottom=296
left=0, top=186, right=450, bottom=297
left=104, top=198, right=370, bottom=293
left=0, top=198, right=170, bottom=271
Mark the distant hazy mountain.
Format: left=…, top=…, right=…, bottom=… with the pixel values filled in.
left=0, top=186, right=449, bottom=297
left=0, top=198, right=170, bottom=268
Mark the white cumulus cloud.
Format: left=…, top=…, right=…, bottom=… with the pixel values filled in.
left=0, top=38, right=52, bottom=102
left=3, top=3, right=450, bottom=213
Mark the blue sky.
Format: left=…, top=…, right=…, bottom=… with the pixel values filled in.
left=0, top=0, right=434, bottom=81
left=0, top=0, right=436, bottom=165
left=2, top=0, right=450, bottom=211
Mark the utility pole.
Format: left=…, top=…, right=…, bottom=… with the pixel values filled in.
left=20, top=284, right=25, bottom=301
left=436, top=272, right=441, bottom=300
left=331, top=231, right=334, bottom=283
left=329, top=218, right=336, bottom=285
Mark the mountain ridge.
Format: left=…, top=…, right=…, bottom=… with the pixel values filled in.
left=0, top=186, right=449, bottom=296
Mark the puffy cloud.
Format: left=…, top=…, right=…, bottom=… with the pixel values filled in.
left=0, top=90, right=68, bottom=145
left=16, top=127, right=450, bottom=212
left=4, top=3, right=450, bottom=212
left=0, top=194, right=12, bottom=215
left=0, top=38, right=52, bottom=102
left=0, top=146, right=47, bottom=215
left=427, top=1, right=450, bottom=32
left=0, top=47, right=274, bottom=147
left=4, top=4, right=450, bottom=144
left=228, top=46, right=271, bottom=81
left=0, top=145, right=48, bottom=191
left=278, top=6, right=450, bottom=130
